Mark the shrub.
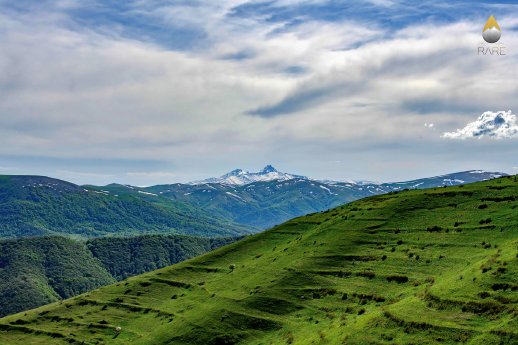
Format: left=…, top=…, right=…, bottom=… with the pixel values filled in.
left=479, top=218, right=492, bottom=225
left=319, top=331, right=326, bottom=340
left=425, top=277, right=435, bottom=284
left=285, top=332, right=294, bottom=344
left=461, top=301, right=504, bottom=315
left=357, top=271, right=375, bottom=279
left=386, top=275, right=409, bottom=283
left=496, top=267, right=507, bottom=274
left=426, top=225, right=442, bottom=232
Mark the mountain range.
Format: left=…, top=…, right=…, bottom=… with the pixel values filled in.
left=1, top=168, right=506, bottom=238
left=2, top=175, right=516, bottom=344
left=0, top=167, right=508, bottom=318
left=98, top=166, right=506, bottom=229
left=190, top=165, right=505, bottom=187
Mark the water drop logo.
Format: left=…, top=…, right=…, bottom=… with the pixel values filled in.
left=482, top=15, right=501, bottom=43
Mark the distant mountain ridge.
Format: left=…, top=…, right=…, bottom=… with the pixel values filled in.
left=0, top=169, right=507, bottom=238
left=0, top=175, right=252, bottom=239
left=106, top=168, right=507, bottom=229
left=190, top=165, right=505, bottom=187
left=190, top=165, right=306, bottom=185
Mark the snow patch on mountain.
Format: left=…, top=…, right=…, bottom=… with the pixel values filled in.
left=225, top=191, right=244, bottom=200
left=138, top=191, right=158, bottom=196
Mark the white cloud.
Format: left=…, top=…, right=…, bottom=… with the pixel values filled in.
left=442, top=111, right=518, bottom=140
left=1, top=1, right=518, bottom=184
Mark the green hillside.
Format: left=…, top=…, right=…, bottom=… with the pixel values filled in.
left=0, top=175, right=252, bottom=238
left=0, top=237, right=114, bottom=318
left=1, top=176, right=517, bottom=344
left=87, top=235, right=240, bottom=280
left=0, top=235, right=239, bottom=318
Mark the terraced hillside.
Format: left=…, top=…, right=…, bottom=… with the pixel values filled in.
left=1, top=176, right=517, bottom=344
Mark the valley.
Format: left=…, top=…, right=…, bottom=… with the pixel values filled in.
left=0, top=235, right=239, bottom=318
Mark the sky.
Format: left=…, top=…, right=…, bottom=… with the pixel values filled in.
left=1, top=0, right=518, bottom=186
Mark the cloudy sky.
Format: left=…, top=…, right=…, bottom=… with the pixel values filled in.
left=1, top=0, right=518, bottom=185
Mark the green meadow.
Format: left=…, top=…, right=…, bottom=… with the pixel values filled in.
left=1, top=176, right=517, bottom=344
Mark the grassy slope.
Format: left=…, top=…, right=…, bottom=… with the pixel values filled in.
left=1, top=177, right=517, bottom=344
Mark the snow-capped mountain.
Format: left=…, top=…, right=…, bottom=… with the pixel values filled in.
left=191, top=165, right=306, bottom=185
left=99, top=169, right=508, bottom=230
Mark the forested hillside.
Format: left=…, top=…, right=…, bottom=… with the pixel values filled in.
left=0, top=175, right=252, bottom=239
left=0, top=237, right=114, bottom=318
left=0, top=235, right=239, bottom=317
left=87, top=235, right=239, bottom=280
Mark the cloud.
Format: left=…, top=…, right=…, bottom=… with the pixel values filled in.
left=442, top=111, right=518, bottom=140
left=1, top=1, right=518, bottom=184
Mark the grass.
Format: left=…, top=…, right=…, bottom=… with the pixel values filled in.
left=0, top=176, right=517, bottom=344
